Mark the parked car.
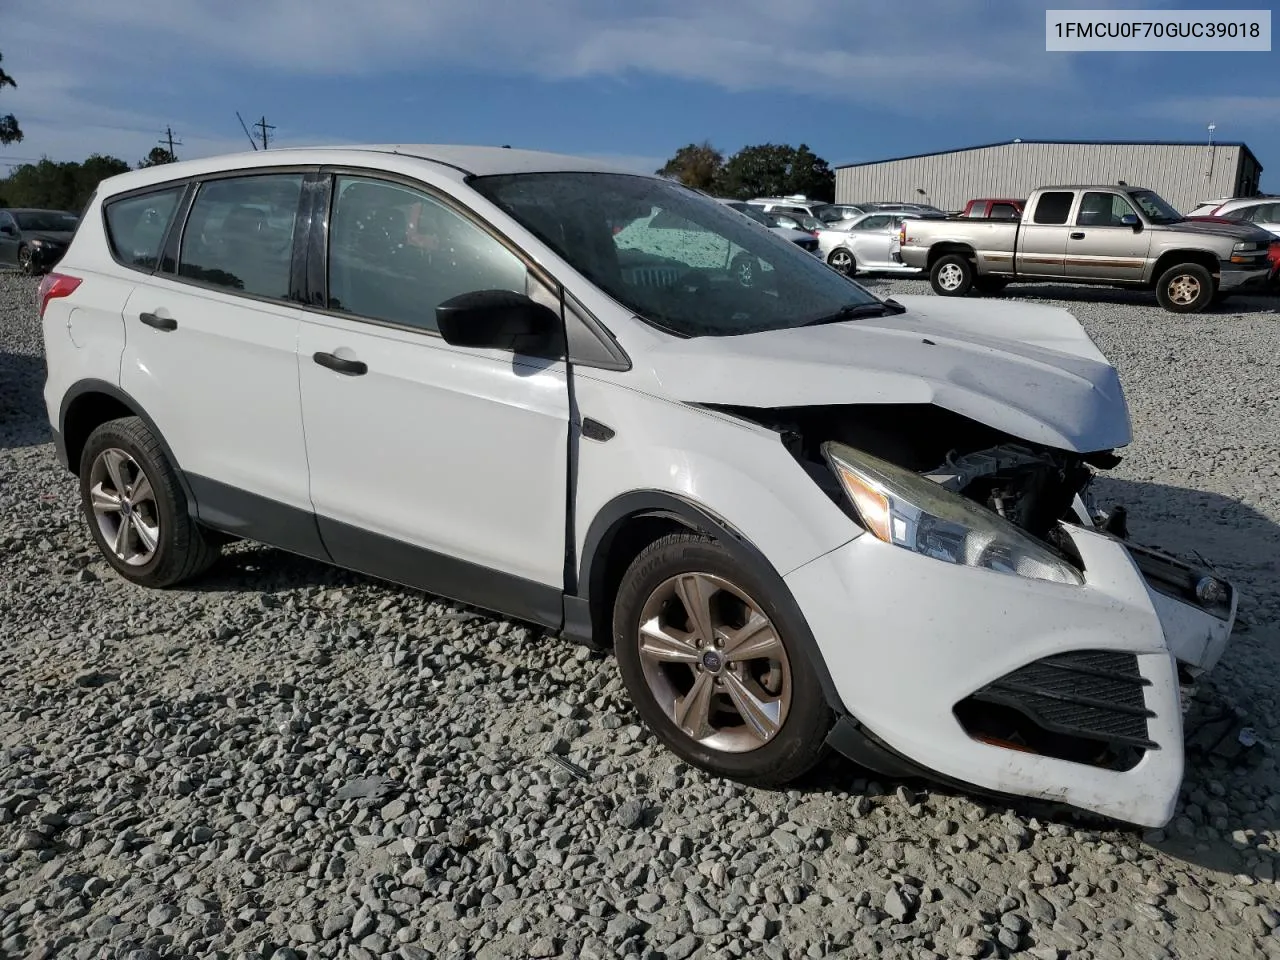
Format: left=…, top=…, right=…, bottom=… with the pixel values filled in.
left=40, top=146, right=1237, bottom=827
left=1184, top=197, right=1280, bottom=238
left=746, top=196, right=833, bottom=221
left=718, top=199, right=820, bottom=254
left=898, top=184, right=1274, bottom=312
left=961, top=198, right=1025, bottom=220
left=0, top=207, right=80, bottom=275
left=817, top=210, right=941, bottom=276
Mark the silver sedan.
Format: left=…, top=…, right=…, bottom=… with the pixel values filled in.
left=817, top=211, right=937, bottom=277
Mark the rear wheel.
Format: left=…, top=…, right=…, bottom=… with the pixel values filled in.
left=1155, top=263, right=1213, bottom=313
left=827, top=248, right=856, bottom=277
left=730, top=253, right=759, bottom=288
left=612, top=533, right=832, bottom=786
left=930, top=254, right=974, bottom=296
left=79, top=417, right=220, bottom=587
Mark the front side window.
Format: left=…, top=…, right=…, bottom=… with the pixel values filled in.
left=179, top=174, right=302, bottom=297
left=104, top=187, right=184, bottom=271
left=1032, top=191, right=1075, bottom=225
left=990, top=203, right=1020, bottom=220
left=327, top=176, right=527, bottom=333
left=1077, top=192, right=1138, bottom=228
left=14, top=211, right=79, bottom=231
left=471, top=171, right=881, bottom=338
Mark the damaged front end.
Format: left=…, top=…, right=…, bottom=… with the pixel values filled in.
left=711, top=401, right=1238, bottom=824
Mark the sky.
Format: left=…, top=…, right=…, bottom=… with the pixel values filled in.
left=2, top=0, right=1275, bottom=189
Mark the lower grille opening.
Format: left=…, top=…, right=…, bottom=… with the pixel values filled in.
left=954, top=650, right=1157, bottom=773
left=954, top=700, right=1146, bottom=772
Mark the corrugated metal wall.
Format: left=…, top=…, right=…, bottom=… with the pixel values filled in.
left=835, top=143, right=1245, bottom=214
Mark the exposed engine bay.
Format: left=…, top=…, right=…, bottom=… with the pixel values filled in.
left=712, top=402, right=1123, bottom=552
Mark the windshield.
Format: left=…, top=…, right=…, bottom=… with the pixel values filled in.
left=1128, top=190, right=1182, bottom=224
left=471, top=172, right=881, bottom=337
left=15, top=210, right=78, bottom=231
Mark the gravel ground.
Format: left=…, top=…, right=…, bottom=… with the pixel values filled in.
left=2, top=269, right=1279, bottom=960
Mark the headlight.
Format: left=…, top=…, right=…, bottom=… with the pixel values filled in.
left=822, top=442, right=1084, bottom=586
left=1233, top=241, right=1262, bottom=252
left=28, top=239, right=44, bottom=248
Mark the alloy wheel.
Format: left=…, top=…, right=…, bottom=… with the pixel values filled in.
left=636, top=572, right=791, bottom=753
left=17, top=246, right=33, bottom=276
left=829, top=250, right=854, bottom=275
left=1167, top=273, right=1202, bottom=305
left=937, top=262, right=965, bottom=291
left=88, top=447, right=161, bottom=566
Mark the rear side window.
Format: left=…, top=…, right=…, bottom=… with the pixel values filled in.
left=1032, top=192, right=1074, bottom=225
left=104, top=188, right=184, bottom=271
left=179, top=174, right=303, bottom=299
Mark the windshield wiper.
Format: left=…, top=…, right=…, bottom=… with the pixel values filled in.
left=799, top=298, right=906, bottom=327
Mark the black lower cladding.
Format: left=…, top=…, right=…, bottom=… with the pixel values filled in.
left=967, top=650, right=1157, bottom=751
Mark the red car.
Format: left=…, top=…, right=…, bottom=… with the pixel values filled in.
left=960, top=198, right=1025, bottom=220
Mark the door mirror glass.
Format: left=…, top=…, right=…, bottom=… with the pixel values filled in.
left=1119, top=213, right=1140, bottom=227
left=436, top=289, right=562, bottom=354
left=0, top=223, right=16, bottom=236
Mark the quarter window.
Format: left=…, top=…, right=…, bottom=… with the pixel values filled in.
left=326, top=176, right=528, bottom=333
left=1032, top=191, right=1074, bottom=225
left=178, top=174, right=302, bottom=298
left=104, top=187, right=184, bottom=271
left=965, top=203, right=988, bottom=218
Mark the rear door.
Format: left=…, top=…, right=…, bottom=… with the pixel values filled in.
left=1066, top=191, right=1150, bottom=282
left=851, top=214, right=898, bottom=268
left=1016, top=190, right=1074, bottom=276
left=117, top=170, right=322, bottom=557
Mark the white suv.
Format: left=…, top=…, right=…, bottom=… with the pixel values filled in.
left=40, top=145, right=1237, bottom=826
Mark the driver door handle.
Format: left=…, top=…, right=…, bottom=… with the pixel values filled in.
left=139, top=312, right=177, bottom=331
left=313, top=351, right=368, bottom=376
left=1070, top=232, right=1086, bottom=240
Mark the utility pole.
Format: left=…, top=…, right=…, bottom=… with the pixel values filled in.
left=253, top=115, right=275, bottom=151
left=159, top=125, right=182, bottom=159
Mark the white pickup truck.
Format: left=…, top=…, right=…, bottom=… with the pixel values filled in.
left=897, top=184, right=1274, bottom=313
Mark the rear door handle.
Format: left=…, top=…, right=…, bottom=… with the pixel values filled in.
left=313, top=351, right=368, bottom=376
left=139, top=312, right=177, bottom=331
left=1069, top=232, right=1086, bottom=240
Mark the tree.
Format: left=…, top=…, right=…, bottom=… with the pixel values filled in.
left=0, top=154, right=131, bottom=212
left=0, top=51, right=21, bottom=145
left=716, top=143, right=835, bottom=203
left=656, top=141, right=724, bottom=191
left=139, top=146, right=177, bottom=168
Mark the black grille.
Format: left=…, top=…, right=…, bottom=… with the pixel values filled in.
left=970, top=651, right=1156, bottom=750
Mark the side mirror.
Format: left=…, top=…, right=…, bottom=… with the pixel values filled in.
left=435, top=289, right=562, bottom=355
left=0, top=223, right=15, bottom=236
left=1120, top=213, right=1140, bottom=229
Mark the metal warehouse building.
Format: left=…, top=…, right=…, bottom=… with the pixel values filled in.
left=834, top=139, right=1264, bottom=215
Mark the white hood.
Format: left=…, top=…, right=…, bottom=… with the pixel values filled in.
left=635, top=295, right=1131, bottom=453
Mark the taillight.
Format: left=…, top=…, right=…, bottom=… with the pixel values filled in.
left=38, top=272, right=81, bottom=319
left=899, top=225, right=907, bottom=244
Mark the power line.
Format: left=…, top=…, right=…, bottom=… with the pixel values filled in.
left=160, top=125, right=182, bottom=159
left=235, top=111, right=259, bottom=151
left=253, top=115, right=275, bottom=151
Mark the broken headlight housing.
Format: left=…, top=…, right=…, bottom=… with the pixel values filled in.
left=822, top=442, right=1085, bottom=586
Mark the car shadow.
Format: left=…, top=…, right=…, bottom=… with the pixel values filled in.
left=0, top=349, right=53, bottom=450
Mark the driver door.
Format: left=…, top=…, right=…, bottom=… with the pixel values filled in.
left=297, top=174, right=570, bottom=626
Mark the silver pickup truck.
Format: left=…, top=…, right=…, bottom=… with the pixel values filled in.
left=897, top=184, right=1274, bottom=313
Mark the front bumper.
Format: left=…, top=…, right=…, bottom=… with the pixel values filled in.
left=1217, top=262, right=1271, bottom=292
left=786, top=523, right=1236, bottom=828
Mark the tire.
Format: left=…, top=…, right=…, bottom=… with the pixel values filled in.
left=827, top=248, right=856, bottom=277
left=78, top=416, right=220, bottom=587
left=930, top=254, right=974, bottom=296
left=612, top=532, right=833, bottom=787
left=1155, top=262, right=1214, bottom=313
left=17, top=244, right=33, bottom=276
left=974, top=276, right=1008, bottom=294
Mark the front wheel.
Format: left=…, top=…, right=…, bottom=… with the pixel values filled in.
left=730, top=253, right=760, bottom=288
left=17, top=244, right=34, bottom=276
left=1155, top=262, right=1213, bottom=313
left=612, top=533, right=833, bottom=786
left=78, top=416, right=221, bottom=587
left=930, top=254, right=974, bottom=296
left=827, top=248, right=856, bottom=277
